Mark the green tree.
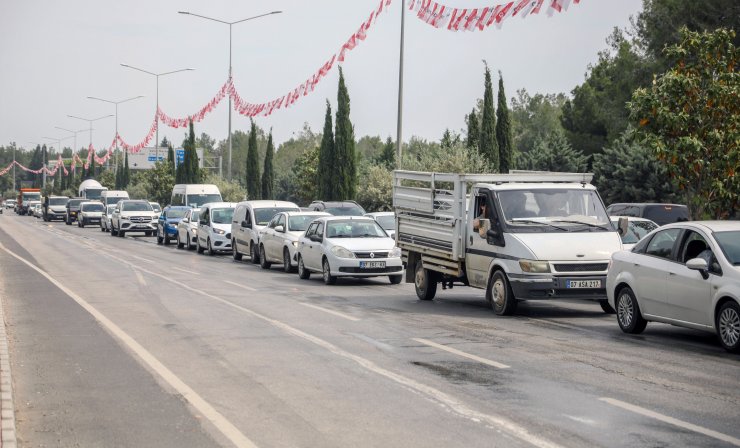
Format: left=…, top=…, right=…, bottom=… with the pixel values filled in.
left=441, top=129, right=461, bottom=149
left=629, top=27, right=738, bottom=219
left=140, top=160, right=175, bottom=206
left=466, top=108, right=480, bottom=150
left=261, top=130, right=275, bottom=200
left=245, top=119, right=261, bottom=199
left=291, top=147, right=320, bottom=205
left=479, top=63, right=499, bottom=170
left=177, top=120, right=200, bottom=184
left=122, top=151, right=131, bottom=188
left=402, top=141, right=489, bottom=174
left=376, top=136, right=395, bottom=169
left=496, top=72, right=514, bottom=173
left=167, top=145, right=174, bottom=170
left=317, top=101, right=335, bottom=200
left=592, top=134, right=677, bottom=205
left=334, top=67, right=357, bottom=199
left=356, top=164, right=393, bottom=212
left=202, top=173, right=246, bottom=202
left=517, top=132, right=589, bottom=173
left=510, top=89, right=567, bottom=156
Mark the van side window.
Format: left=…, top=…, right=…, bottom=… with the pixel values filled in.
left=200, top=208, right=209, bottom=225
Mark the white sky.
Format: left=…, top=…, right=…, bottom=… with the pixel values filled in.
left=0, top=0, right=644, bottom=152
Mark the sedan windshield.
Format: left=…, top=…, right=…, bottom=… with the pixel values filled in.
left=326, top=220, right=387, bottom=238
left=166, top=209, right=188, bottom=219
left=499, top=189, right=610, bottom=232
left=211, top=208, right=234, bottom=224
left=122, top=202, right=152, bottom=212
left=714, top=231, right=740, bottom=265
left=288, top=215, right=325, bottom=231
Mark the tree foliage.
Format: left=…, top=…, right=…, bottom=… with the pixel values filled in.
left=376, top=136, right=395, bottom=169
left=245, top=119, right=261, bottom=199
left=629, top=27, right=738, bottom=219
left=517, top=132, right=589, bottom=173
left=317, top=101, right=335, bottom=200
left=479, top=63, right=499, bottom=170
left=261, top=130, right=275, bottom=200
left=510, top=89, right=567, bottom=156
left=356, top=163, right=393, bottom=212
left=496, top=71, right=513, bottom=173
left=466, top=108, right=480, bottom=150
left=334, top=67, right=357, bottom=199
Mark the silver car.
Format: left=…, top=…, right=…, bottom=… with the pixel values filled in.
left=607, top=221, right=740, bottom=352
left=100, top=205, right=116, bottom=232
left=176, top=208, right=200, bottom=250
left=257, top=211, right=330, bottom=272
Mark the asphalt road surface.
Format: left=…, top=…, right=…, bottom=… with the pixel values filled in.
left=0, top=212, right=738, bottom=448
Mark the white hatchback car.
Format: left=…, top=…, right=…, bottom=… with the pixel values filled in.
left=258, top=211, right=330, bottom=272
left=296, top=216, right=403, bottom=285
left=197, top=202, right=237, bottom=255
left=176, top=208, right=200, bottom=250
left=607, top=221, right=740, bottom=352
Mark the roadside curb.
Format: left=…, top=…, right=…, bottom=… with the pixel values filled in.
left=0, top=281, right=17, bottom=448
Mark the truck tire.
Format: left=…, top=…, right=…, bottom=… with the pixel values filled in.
left=414, top=260, right=437, bottom=301
left=487, top=270, right=517, bottom=316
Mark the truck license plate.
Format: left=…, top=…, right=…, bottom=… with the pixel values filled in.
left=567, top=280, right=601, bottom=289
left=360, top=261, right=385, bottom=269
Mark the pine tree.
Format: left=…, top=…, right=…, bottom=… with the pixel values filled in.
left=466, top=108, right=480, bottom=150
left=496, top=71, right=514, bottom=173
left=479, top=62, right=499, bottom=171
left=334, top=67, right=357, bottom=199
left=261, top=130, right=275, bottom=200
left=317, top=100, right=335, bottom=200
left=245, top=119, right=261, bottom=199
left=167, top=144, right=175, bottom=170
left=377, top=136, right=395, bottom=169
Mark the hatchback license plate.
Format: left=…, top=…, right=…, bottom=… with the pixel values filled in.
left=360, top=261, right=385, bottom=269
left=567, top=280, right=601, bottom=289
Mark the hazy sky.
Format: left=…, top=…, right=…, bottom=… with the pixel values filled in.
left=0, top=0, right=644, bottom=152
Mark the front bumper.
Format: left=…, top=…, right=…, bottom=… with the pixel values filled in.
left=209, top=233, right=232, bottom=252
left=509, top=274, right=607, bottom=300
left=330, top=256, right=404, bottom=277
left=121, top=221, right=156, bottom=231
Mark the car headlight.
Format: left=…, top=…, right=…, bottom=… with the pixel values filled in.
left=191, top=228, right=197, bottom=235
left=291, top=241, right=299, bottom=247
left=519, top=260, right=551, bottom=273
left=389, top=247, right=402, bottom=258
left=214, top=228, right=225, bottom=235
left=331, top=246, right=355, bottom=258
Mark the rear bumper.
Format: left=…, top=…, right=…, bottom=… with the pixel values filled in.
left=509, top=275, right=607, bottom=300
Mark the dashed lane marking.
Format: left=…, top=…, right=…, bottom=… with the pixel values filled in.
left=299, top=302, right=360, bottom=322
left=412, top=337, right=511, bottom=369
left=224, top=280, right=259, bottom=292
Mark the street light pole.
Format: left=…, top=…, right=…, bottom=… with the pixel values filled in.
left=55, top=126, right=88, bottom=161
left=85, top=96, right=144, bottom=176
left=120, top=64, right=194, bottom=163
left=396, top=0, right=406, bottom=168
left=178, top=10, right=282, bottom=181
left=43, top=135, right=73, bottom=189
left=67, top=114, right=114, bottom=177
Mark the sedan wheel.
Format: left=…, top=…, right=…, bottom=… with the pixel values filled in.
left=322, top=258, right=336, bottom=285
left=283, top=248, right=294, bottom=273
left=297, top=256, right=310, bottom=280
left=616, top=287, right=647, bottom=334
left=176, top=233, right=184, bottom=249
left=717, top=301, right=740, bottom=353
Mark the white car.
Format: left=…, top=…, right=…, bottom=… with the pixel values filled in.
left=78, top=201, right=105, bottom=227
left=176, top=208, right=200, bottom=250
left=197, top=202, right=237, bottom=255
left=110, top=200, right=158, bottom=237
left=100, top=205, right=116, bottom=232
left=149, top=202, right=162, bottom=213
left=364, top=212, right=396, bottom=239
left=610, top=216, right=659, bottom=250
left=257, top=211, right=330, bottom=272
left=4, top=200, right=16, bottom=209
left=32, top=203, right=43, bottom=218
left=27, top=201, right=41, bottom=217
left=231, top=200, right=300, bottom=263
left=296, top=216, right=404, bottom=285
left=607, top=221, right=740, bottom=352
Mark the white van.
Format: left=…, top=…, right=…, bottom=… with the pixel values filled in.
left=231, top=200, right=301, bottom=263
left=196, top=202, right=237, bottom=255
left=100, top=190, right=130, bottom=206
left=171, top=184, right=222, bottom=208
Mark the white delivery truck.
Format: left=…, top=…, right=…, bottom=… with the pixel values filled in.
left=100, top=190, right=130, bottom=206
left=78, top=179, right=107, bottom=201
left=393, top=170, right=623, bottom=315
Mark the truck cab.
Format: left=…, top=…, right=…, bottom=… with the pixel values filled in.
left=394, top=171, right=623, bottom=315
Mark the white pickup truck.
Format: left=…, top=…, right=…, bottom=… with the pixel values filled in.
left=393, top=170, right=623, bottom=315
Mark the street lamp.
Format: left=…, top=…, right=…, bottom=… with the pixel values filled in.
left=120, top=64, right=194, bottom=163
left=67, top=114, right=114, bottom=161
left=85, top=96, right=143, bottom=173
left=178, top=9, right=282, bottom=180
left=55, top=126, right=88, bottom=157
left=44, top=135, right=73, bottom=187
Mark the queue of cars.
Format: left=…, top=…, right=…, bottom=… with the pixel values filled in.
left=9, top=181, right=738, bottom=353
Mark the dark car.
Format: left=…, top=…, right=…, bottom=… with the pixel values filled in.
left=606, top=203, right=690, bottom=226
left=308, top=200, right=366, bottom=216
left=65, top=198, right=86, bottom=225
left=157, top=206, right=190, bottom=245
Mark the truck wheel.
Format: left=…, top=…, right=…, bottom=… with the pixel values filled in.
left=197, top=239, right=205, bottom=254
left=119, top=230, right=125, bottom=238
left=487, top=270, right=517, bottom=316
left=414, top=260, right=437, bottom=301
left=599, top=299, right=616, bottom=314
left=66, top=218, right=71, bottom=226
left=111, top=226, right=118, bottom=236
left=207, top=238, right=215, bottom=256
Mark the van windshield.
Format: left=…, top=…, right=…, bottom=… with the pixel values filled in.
left=498, top=189, right=611, bottom=233
left=211, top=208, right=234, bottom=224
left=187, top=194, right=222, bottom=208
left=49, top=198, right=68, bottom=206
left=82, top=203, right=105, bottom=212
left=105, top=197, right=127, bottom=205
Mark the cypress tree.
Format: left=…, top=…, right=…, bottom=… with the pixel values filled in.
left=334, top=67, right=356, bottom=200
left=167, top=144, right=175, bottom=170
left=479, top=62, right=499, bottom=171
left=185, top=120, right=199, bottom=183
left=123, top=151, right=130, bottom=188
left=466, top=108, right=480, bottom=150
left=261, top=130, right=275, bottom=200
left=317, top=100, right=335, bottom=200
left=496, top=71, right=513, bottom=173
left=245, top=119, right=261, bottom=199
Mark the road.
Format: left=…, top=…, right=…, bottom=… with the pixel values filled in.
left=0, top=212, right=738, bottom=448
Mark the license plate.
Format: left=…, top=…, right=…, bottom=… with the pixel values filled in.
left=567, top=280, right=601, bottom=289
left=360, top=261, right=385, bottom=269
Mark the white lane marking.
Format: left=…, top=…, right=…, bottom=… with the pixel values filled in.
left=130, top=255, right=155, bottom=264
left=412, top=338, right=511, bottom=369
left=134, top=269, right=147, bottom=286
left=600, top=397, right=740, bottom=446
left=299, top=303, right=360, bottom=322
left=0, top=243, right=258, bottom=448
left=173, top=267, right=200, bottom=276
left=224, top=280, right=258, bottom=292
left=564, top=415, right=597, bottom=425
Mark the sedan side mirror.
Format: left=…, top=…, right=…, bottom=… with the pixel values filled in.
left=686, top=258, right=710, bottom=280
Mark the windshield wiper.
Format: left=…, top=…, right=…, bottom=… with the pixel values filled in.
left=550, top=220, right=611, bottom=231
left=510, top=219, right=569, bottom=231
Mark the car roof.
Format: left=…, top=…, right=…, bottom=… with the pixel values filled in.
left=282, top=211, right=331, bottom=217
left=312, top=201, right=360, bottom=206
left=201, top=202, right=237, bottom=209
left=485, top=183, right=597, bottom=191
left=315, top=216, right=375, bottom=222
left=365, top=212, right=394, bottom=217
left=661, top=221, right=740, bottom=233
left=609, top=216, right=657, bottom=223
left=608, top=202, right=687, bottom=208
left=237, top=200, right=299, bottom=208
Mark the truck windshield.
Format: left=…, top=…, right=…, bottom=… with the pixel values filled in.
left=187, top=194, right=222, bottom=208
left=498, top=189, right=611, bottom=232
left=23, top=193, right=41, bottom=201
left=85, top=189, right=105, bottom=200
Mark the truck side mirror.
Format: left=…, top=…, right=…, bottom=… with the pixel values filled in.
left=617, top=217, right=629, bottom=236
left=241, top=220, right=251, bottom=228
